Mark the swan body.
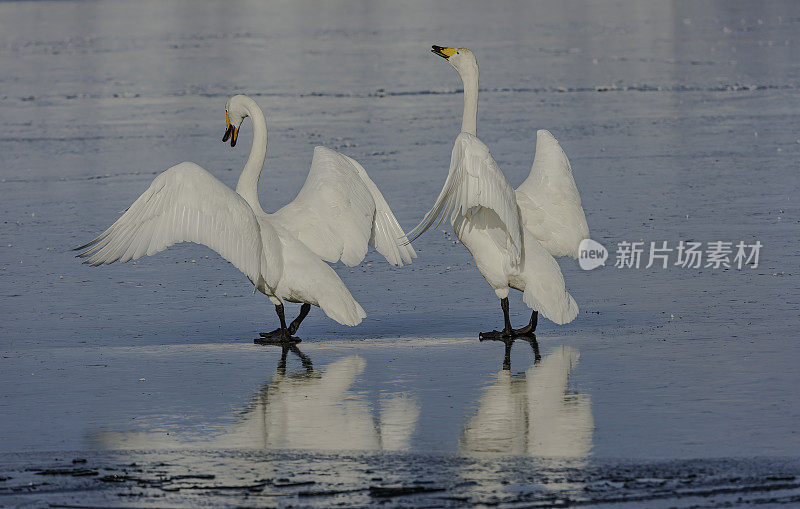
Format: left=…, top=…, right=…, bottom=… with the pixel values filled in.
left=409, top=46, right=587, bottom=333
left=78, top=95, right=415, bottom=336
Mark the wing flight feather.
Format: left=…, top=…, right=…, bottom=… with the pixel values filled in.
left=515, top=130, right=589, bottom=259
left=272, top=146, right=415, bottom=267
left=406, top=132, right=522, bottom=263
left=76, top=162, right=264, bottom=284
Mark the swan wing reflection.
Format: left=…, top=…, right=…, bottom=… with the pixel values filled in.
left=461, top=346, right=593, bottom=458
left=378, top=393, right=421, bottom=451
left=96, top=353, right=419, bottom=452
left=225, top=356, right=380, bottom=450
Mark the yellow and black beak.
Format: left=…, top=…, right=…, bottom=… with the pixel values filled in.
left=222, top=111, right=239, bottom=147
left=432, top=45, right=456, bottom=60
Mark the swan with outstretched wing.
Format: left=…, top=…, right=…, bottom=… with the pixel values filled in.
left=78, top=95, right=415, bottom=341
left=408, top=46, right=588, bottom=338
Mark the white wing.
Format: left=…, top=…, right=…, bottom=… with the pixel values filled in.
left=271, top=146, right=416, bottom=267
left=76, top=162, right=265, bottom=285
left=407, top=132, right=523, bottom=263
left=515, top=130, right=589, bottom=259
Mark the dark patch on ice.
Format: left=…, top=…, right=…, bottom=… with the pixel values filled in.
left=298, top=487, right=365, bottom=497
left=1, top=452, right=798, bottom=507
left=369, top=484, right=447, bottom=497
left=33, top=468, right=98, bottom=477
left=273, top=479, right=315, bottom=488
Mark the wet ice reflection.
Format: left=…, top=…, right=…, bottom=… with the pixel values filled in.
left=95, top=342, right=590, bottom=459
left=97, top=350, right=420, bottom=452
left=224, top=355, right=419, bottom=451
left=461, top=346, right=593, bottom=458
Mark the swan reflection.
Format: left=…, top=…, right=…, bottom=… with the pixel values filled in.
left=96, top=346, right=419, bottom=452
left=482, top=335, right=541, bottom=370
left=275, top=343, right=313, bottom=375
left=224, top=353, right=419, bottom=450
left=461, top=345, right=593, bottom=458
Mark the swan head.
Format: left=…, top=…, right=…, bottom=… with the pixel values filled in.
left=222, top=94, right=251, bottom=148
left=432, top=45, right=478, bottom=78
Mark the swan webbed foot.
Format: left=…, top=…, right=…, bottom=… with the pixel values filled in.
left=479, top=328, right=512, bottom=341
left=256, top=329, right=301, bottom=344
left=254, top=330, right=301, bottom=346
left=480, top=303, right=538, bottom=340
left=479, top=328, right=537, bottom=341
left=255, top=302, right=303, bottom=345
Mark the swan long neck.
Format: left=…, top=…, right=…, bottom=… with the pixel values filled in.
left=236, top=97, right=268, bottom=214
left=459, top=63, right=479, bottom=136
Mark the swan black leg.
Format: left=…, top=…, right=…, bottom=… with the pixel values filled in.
left=288, top=303, right=311, bottom=335
left=513, top=311, right=538, bottom=336
left=257, top=303, right=300, bottom=344
left=479, top=297, right=514, bottom=340
left=276, top=303, right=288, bottom=330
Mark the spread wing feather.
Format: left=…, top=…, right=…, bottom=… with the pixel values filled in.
left=76, top=162, right=264, bottom=284
left=515, top=130, right=589, bottom=259
left=342, top=154, right=416, bottom=267
left=271, top=146, right=415, bottom=267
left=407, top=132, right=522, bottom=263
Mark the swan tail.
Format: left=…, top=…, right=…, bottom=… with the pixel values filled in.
left=308, top=262, right=367, bottom=327
left=517, top=229, right=579, bottom=325
left=523, top=287, right=579, bottom=325
left=317, top=285, right=367, bottom=327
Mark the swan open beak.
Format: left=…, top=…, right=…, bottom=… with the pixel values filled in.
left=432, top=45, right=456, bottom=59
left=222, top=112, right=239, bottom=147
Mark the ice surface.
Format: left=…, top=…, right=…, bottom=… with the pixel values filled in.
left=1, top=0, right=799, bottom=505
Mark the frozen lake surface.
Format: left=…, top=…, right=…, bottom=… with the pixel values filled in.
left=1, top=0, right=799, bottom=506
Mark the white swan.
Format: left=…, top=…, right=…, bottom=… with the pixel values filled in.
left=407, top=46, right=588, bottom=338
left=77, top=95, right=415, bottom=340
